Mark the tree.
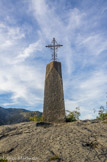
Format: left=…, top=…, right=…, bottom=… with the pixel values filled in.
left=66, top=107, right=80, bottom=122
left=29, top=112, right=43, bottom=122
left=96, top=106, right=107, bottom=120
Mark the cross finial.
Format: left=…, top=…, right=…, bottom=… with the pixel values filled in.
left=45, top=38, right=63, bottom=61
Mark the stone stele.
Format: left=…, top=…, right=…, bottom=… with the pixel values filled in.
left=43, top=61, right=65, bottom=122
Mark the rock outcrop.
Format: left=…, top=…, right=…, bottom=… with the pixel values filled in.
left=0, top=120, right=107, bottom=162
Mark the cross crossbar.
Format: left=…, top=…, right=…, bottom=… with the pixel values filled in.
left=45, top=38, right=63, bottom=61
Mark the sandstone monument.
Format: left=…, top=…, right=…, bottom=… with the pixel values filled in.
left=43, top=38, right=65, bottom=122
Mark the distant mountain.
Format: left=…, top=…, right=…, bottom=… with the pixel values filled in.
left=0, top=107, right=42, bottom=125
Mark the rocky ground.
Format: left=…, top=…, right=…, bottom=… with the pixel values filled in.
left=0, top=120, right=107, bottom=162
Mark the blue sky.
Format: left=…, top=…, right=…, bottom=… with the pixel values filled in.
left=0, top=0, right=107, bottom=119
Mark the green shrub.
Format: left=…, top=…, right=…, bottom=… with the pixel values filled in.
left=66, top=107, right=80, bottom=122
left=29, top=112, right=43, bottom=122
left=0, top=159, right=8, bottom=162
left=96, top=106, right=107, bottom=120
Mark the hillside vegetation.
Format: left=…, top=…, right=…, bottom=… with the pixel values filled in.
left=0, top=107, right=42, bottom=125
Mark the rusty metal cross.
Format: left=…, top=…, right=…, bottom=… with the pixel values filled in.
left=45, top=38, right=63, bottom=61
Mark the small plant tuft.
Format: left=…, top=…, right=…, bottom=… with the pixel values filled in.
left=83, top=141, right=98, bottom=149
left=49, top=155, right=60, bottom=161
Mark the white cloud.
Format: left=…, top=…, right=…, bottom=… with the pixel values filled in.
left=0, top=20, right=45, bottom=108
left=0, top=23, right=25, bottom=50
left=0, top=0, right=106, bottom=119
left=16, top=40, right=43, bottom=62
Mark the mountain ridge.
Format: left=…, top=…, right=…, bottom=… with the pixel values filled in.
left=0, top=107, right=42, bottom=125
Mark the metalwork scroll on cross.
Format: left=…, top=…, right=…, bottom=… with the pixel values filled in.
left=45, top=38, right=63, bottom=61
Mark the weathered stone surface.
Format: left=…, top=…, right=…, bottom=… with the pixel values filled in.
left=43, top=61, right=65, bottom=122
left=0, top=120, right=107, bottom=162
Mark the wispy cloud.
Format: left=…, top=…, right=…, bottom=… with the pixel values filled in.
left=0, top=0, right=107, bottom=119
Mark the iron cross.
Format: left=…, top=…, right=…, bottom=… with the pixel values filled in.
left=45, top=38, right=63, bottom=61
